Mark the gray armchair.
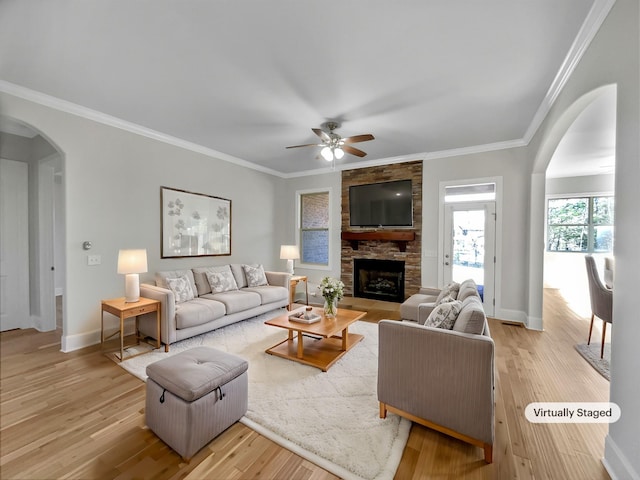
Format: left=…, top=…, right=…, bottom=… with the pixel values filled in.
left=377, top=320, right=495, bottom=463
left=585, top=255, right=613, bottom=358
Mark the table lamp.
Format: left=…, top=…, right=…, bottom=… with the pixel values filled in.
left=117, top=249, right=148, bottom=302
left=280, top=245, right=300, bottom=275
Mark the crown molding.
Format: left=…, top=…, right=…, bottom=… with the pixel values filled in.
left=0, top=80, right=284, bottom=178
left=283, top=138, right=527, bottom=178
left=523, top=0, right=617, bottom=144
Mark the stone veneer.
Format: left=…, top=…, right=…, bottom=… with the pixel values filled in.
left=341, top=160, right=422, bottom=300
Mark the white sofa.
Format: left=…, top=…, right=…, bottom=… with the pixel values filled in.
left=138, top=264, right=290, bottom=350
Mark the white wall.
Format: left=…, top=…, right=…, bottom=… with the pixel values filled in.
left=546, top=173, right=615, bottom=195
left=421, top=147, right=532, bottom=321
left=0, top=94, right=283, bottom=351
left=528, top=0, right=640, bottom=477
left=277, top=170, right=343, bottom=297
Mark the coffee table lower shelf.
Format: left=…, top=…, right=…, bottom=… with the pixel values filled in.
left=266, top=333, right=364, bottom=372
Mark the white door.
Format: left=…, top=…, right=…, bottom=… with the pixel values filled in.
left=1, top=159, right=30, bottom=331
left=443, top=202, right=496, bottom=315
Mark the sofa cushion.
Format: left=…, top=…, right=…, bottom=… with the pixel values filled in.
left=174, top=298, right=226, bottom=329
left=230, top=264, right=250, bottom=288
left=453, top=296, right=486, bottom=335
left=400, top=293, right=438, bottom=322
left=243, top=264, right=268, bottom=287
left=424, top=300, right=462, bottom=329
left=201, top=290, right=261, bottom=314
left=206, top=268, right=239, bottom=293
left=156, top=270, right=198, bottom=299
left=166, top=275, right=195, bottom=304
left=243, top=285, right=288, bottom=304
left=457, top=279, right=479, bottom=302
left=192, top=265, right=234, bottom=296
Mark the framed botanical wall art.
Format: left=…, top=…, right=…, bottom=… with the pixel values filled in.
left=161, top=186, right=231, bottom=258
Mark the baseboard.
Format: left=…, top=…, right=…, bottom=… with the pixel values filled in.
left=493, top=308, right=527, bottom=326
left=603, top=435, right=640, bottom=480
left=61, top=324, right=137, bottom=353
left=526, top=316, right=543, bottom=331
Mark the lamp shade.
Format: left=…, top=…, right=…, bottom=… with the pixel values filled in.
left=117, top=249, right=148, bottom=274
left=280, top=245, right=300, bottom=260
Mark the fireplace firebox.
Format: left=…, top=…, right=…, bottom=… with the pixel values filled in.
left=353, top=258, right=405, bottom=303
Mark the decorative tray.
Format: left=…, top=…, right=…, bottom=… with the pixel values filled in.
left=288, top=311, right=321, bottom=324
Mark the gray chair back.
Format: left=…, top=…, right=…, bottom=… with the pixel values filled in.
left=585, top=255, right=612, bottom=324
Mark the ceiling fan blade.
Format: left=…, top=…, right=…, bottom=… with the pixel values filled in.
left=342, top=134, right=375, bottom=144
left=286, top=143, right=322, bottom=149
left=342, top=145, right=367, bottom=157
left=312, top=128, right=331, bottom=143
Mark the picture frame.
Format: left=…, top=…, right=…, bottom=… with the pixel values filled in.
left=161, top=186, right=231, bottom=258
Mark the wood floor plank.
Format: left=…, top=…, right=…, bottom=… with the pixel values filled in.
left=0, top=291, right=611, bottom=479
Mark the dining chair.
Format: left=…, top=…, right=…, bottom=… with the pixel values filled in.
left=585, top=255, right=613, bottom=358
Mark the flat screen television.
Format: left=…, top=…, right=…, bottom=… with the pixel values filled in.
left=349, top=179, right=413, bottom=227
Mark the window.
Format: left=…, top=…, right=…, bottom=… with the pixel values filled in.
left=546, top=196, right=614, bottom=252
left=299, top=191, right=330, bottom=266
left=445, top=183, right=496, bottom=203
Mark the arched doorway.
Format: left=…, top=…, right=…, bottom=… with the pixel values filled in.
left=0, top=116, right=66, bottom=339
left=526, top=84, right=617, bottom=331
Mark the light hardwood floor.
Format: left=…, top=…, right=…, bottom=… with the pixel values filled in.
left=0, top=289, right=610, bottom=479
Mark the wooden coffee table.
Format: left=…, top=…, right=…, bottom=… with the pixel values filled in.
left=265, top=307, right=366, bottom=371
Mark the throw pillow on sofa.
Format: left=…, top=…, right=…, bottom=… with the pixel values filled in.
left=435, top=282, right=460, bottom=304
left=206, top=268, right=239, bottom=293
left=166, top=275, right=195, bottom=303
left=243, top=264, right=268, bottom=287
left=424, top=300, right=462, bottom=329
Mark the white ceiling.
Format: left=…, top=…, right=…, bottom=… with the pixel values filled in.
left=0, top=0, right=612, bottom=176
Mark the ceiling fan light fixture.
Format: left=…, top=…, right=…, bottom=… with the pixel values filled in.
left=334, top=147, right=344, bottom=159
left=321, top=146, right=333, bottom=161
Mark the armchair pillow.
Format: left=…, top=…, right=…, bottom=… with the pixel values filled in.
left=243, top=264, right=268, bottom=287
left=424, top=300, right=462, bottom=329
left=166, top=275, right=196, bottom=304
left=435, top=282, right=460, bottom=304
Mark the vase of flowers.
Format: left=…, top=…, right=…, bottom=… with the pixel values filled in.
left=319, top=276, right=344, bottom=318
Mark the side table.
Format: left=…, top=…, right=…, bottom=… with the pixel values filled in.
left=288, top=275, right=309, bottom=310
left=101, top=297, right=161, bottom=361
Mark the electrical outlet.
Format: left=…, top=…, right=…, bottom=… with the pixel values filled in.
left=87, top=254, right=101, bottom=266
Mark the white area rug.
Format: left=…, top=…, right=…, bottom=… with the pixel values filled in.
left=119, top=309, right=411, bottom=480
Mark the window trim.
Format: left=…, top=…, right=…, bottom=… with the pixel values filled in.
left=545, top=193, right=614, bottom=253
left=296, top=187, right=332, bottom=271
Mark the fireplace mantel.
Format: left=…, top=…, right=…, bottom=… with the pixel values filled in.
left=341, top=231, right=416, bottom=252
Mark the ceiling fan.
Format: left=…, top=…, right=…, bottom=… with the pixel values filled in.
left=286, top=122, right=374, bottom=161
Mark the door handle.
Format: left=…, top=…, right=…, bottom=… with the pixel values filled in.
left=445, top=262, right=450, bottom=266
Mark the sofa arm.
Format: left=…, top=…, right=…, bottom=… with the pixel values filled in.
left=139, top=283, right=177, bottom=347
left=417, top=302, right=437, bottom=324
left=377, top=320, right=495, bottom=446
left=265, top=271, right=292, bottom=289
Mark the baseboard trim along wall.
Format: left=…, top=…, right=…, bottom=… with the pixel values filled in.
left=61, top=325, right=137, bottom=353
left=603, top=435, right=640, bottom=480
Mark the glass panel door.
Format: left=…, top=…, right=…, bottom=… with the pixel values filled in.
left=444, top=202, right=495, bottom=315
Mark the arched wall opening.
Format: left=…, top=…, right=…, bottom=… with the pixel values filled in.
left=0, top=115, right=66, bottom=339
left=526, top=84, right=617, bottom=331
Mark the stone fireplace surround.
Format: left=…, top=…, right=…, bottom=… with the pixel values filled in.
left=341, top=160, right=422, bottom=301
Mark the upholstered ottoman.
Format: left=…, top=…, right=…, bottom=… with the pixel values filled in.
left=145, top=346, right=248, bottom=460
